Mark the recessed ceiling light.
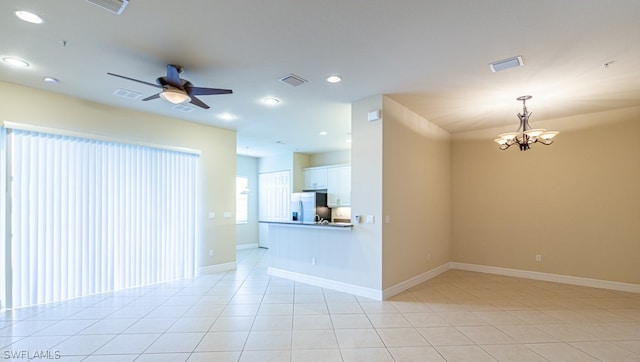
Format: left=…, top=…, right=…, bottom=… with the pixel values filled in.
left=218, top=112, right=237, bottom=121
left=326, top=75, right=342, bottom=83
left=43, top=77, right=59, bottom=84
left=262, top=97, right=280, bottom=105
left=2, top=57, right=29, bottom=67
left=15, top=10, right=44, bottom=24
left=319, top=131, right=328, bottom=136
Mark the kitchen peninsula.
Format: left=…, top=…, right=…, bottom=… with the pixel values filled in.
left=263, top=219, right=380, bottom=299
left=260, top=220, right=353, bottom=228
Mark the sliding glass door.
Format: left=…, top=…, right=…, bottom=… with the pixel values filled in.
left=1, top=127, right=199, bottom=309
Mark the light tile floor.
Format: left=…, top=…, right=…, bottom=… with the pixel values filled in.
left=1, top=247, right=639, bottom=361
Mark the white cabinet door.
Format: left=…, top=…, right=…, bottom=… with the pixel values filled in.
left=338, top=166, right=351, bottom=206
left=303, top=167, right=328, bottom=190
left=327, top=165, right=350, bottom=207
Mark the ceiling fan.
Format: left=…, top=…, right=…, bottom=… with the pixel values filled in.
left=107, top=64, right=232, bottom=109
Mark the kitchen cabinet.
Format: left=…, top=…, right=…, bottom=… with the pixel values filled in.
left=327, top=165, right=351, bottom=207
left=303, top=167, right=328, bottom=190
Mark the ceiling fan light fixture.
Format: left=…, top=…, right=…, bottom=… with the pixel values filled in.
left=160, top=88, right=191, bottom=104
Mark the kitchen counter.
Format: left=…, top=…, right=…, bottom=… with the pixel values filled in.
left=260, top=220, right=353, bottom=229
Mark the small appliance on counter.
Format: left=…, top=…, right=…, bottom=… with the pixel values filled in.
left=291, top=191, right=331, bottom=223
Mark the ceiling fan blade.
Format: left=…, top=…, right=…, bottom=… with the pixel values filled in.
left=189, top=96, right=210, bottom=109
left=166, top=64, right=183, bottom=89
left=107, top=72, right=162, bottom=88
left=186, top=86, right=233, bottom=96
left=142, top=93, right=161, bottom=101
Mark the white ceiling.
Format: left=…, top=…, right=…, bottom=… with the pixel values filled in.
left=1, top=0, right=639, bottom=157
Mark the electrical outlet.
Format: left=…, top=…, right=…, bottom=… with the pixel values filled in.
left=385, top=215, right=390, bottom=223
left=209, top=249, right=214, bottom=257
left=535, top=254, right=542, bottom=262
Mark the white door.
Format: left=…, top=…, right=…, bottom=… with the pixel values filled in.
left=258, top=170, right=291, bottom=248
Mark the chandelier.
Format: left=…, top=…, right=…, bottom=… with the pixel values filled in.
left=494, top=96, right=559, bottom=151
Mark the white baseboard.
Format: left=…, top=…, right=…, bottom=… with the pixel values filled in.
left=236, top=243, right=259, bottom=250
left=451, top=262, right=640, bottom=294
left=268, top=267, right=383, bottom=301
left=383, top=263, right=451, bottom=299
left=198, top=262, right=236, bottom=275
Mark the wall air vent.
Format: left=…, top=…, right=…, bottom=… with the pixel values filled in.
left=172, top=104, right=196, bottom=113
left=278, top=74, right=308, bottom=87
left=489, top=55, right=523, bottom=72
left=86, top=0, right=129, bottom=15
left=112, top=88, right=141, bottom=100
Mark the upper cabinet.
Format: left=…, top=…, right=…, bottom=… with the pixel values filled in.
left=303, top=164, right=351, bottom=207
left=303, top=166, right=328, bottom=190
left=327, top=165, right=351, bottom=207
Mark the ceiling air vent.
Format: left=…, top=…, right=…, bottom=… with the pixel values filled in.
left=172, top=104, right=196, bottom=113
left=86, top=0, right=129, bottom=15
left=489, top=55, right=523, bottom=72
left=112, top=88, right=141, bottom=100
left=278, top=74, right=308, bottom=87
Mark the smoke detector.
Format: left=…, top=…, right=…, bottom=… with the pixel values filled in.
left=489, top=55, right=524, bottom=72
left=278, top=74, right=308, bottom=87
left=85, top=0, right=129, bottom=15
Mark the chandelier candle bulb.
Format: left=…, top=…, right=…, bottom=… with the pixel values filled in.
left=495, top=96, right=559, bottom=151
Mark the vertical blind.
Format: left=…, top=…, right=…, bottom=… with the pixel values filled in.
left=5, top=128, right=199, bottom=308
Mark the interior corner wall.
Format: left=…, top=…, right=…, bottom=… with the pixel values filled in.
left=0, top=81, right=237, bottom=269
left=236, top=155, right=259, bottom=247
left=350, top=95, right=384, bottom=290
left=381, top=97, right=452, bottom=289
left=451, top=108, right=640, bottom=285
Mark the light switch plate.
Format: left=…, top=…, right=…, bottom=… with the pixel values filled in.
left=208, top=212, right=215, bottom=219
left=365, top=215, right=375, bottom=224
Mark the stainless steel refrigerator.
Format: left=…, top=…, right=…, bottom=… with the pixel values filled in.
left=290, top=192, right=331, bottom=223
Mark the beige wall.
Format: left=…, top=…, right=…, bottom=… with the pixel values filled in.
left=309, top=150, right=351, bottom=166
left=452, top=107, right=640, bottom=284
left=381, top=97, right=452, bottom=288
left=0, top=82, right=237, bottom=269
